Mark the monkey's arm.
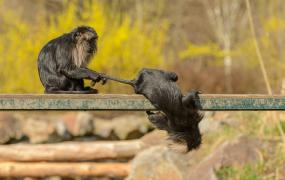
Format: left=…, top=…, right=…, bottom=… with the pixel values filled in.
left=56, top=48, right=103, bottom=82
left=146, top=111, right=170, bottom=131
left=60, top=66, right=102, bottom=82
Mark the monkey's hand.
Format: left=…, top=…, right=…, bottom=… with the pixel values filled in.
left=182, top=90, right=202, bottom=109
left=90, top=73, right=108, bottom=87
left=147, top=111, right=169, bottom=131
left=99, top=73, right=108, bottom=85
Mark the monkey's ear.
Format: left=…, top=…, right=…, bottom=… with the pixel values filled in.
left=167, top=72, right=178, bottom=82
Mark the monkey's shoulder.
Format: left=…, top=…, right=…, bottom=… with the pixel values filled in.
left=51, top=33, right=74, bottom=45
left=39, top=34, right=74, bottom=56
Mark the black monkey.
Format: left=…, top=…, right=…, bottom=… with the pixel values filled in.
left=101, top=68, right=203, bottom=151
left=38, top=26, right=106, bottom=94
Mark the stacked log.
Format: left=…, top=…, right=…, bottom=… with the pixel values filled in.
left=0, top=140, right=145, bottom=178
left=0, top=162, right=130, bottom=177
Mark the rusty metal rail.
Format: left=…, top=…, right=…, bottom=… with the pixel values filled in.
left=0, top=94, right=285, bottom=111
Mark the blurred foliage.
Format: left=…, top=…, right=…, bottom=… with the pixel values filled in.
left=1, top=0, right=285, bottom=94
left=176, top=1, right=285, bottom=93
left=0, top=1, right=168, bottom=93
left=216, top=165, right=262, bottom=180
left=179, top=43, right=225, bottom=59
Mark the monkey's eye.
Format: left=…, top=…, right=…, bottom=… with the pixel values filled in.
left=73, top=32, right=81, bottom=41
left=89, top=37, right=97, bottom=42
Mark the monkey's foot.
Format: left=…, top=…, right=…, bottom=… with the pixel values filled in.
left=84, top=89, right=98, bottom=94
left=189, top=90, right=202, bottom=98
left=83, top=87, right=98, bottom=94
left=182, top=90, right=201, bottom=108
left=99, top=73, right=108, bottom=85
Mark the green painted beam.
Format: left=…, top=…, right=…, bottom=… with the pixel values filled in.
left=0, top=94, right=285, bottom=111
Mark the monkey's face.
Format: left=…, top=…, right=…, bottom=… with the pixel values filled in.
left=72, top=26, right=98, bottom=54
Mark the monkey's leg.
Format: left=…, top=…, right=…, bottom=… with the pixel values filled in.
left=45, top=85, right=98, bottom=94
left=45, top=87, right=61, bottom=94
left=182, top=90, right=201, bottom=109
left=146, top=111, right=170, bottom=131
left=70, top=79, right=98, bottom=94
left=45, top=90, right=98, bottom=94
left=83, top=87, right=98, bottom=94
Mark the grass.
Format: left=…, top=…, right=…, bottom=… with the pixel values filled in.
left=216, top=165, right=262, bottom=180
left=201, top=111, right=285, bottom=179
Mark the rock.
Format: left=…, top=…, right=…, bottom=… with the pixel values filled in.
left=22, top=117, right=57, bottom=143
left=93, top=118, right=114, bottom=139
left=21, top=112, right=95, bottom=143
left=59, top=112, right=93, bottom=136
left=199, top=112, right=221, bottom=134
left=199, top=112, right=239, bottom=134
left=140, top=130, right=168, bottom=147
left=93, top=115, right=152, bottom=140
left=127, top=146, right=188, bottom=180
left=187, top=136, right=277, bottom=180
left=45, top=176, right=62, bottom=180
left=54, top=120, right=71, bottom=140
left=16, top=113, right=71, bottom=143
left=23, top=178, right=37, bottom=180
left=24, top=176, right=62, bottom=180
left=0, top=112, right=22, bottom=144
left=112, top=115, right=151, bottom=139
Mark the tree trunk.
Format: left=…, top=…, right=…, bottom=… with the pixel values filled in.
left=223, top=34, right=232, bottom=93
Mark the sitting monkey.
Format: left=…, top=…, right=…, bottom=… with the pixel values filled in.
left=38, top=26, right=106, bottom=94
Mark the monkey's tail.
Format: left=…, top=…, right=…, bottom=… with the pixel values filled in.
left=101, top=74, right=135, bottom=86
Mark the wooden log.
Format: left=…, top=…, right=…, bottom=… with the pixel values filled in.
left=0, top=162, right=130, bottom=177
left=0, top=140, right=144, bottom=162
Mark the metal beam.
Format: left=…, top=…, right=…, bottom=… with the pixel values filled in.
left=0, top=94, right=285, bottom=111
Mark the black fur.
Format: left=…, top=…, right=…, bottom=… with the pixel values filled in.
left=133, top=68, right=203, bottom=151
left=104, top=68, right=203, bottom=151
left=38, top=26, right=106, bottom=94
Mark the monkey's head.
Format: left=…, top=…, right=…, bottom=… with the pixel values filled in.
left=71, top=26, right=98, bottom=67
left=72, top=26, right=98, bottom=54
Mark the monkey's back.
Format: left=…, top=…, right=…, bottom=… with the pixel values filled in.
left=37, top=34, right=76, bottom=90
left=134, top=69, right=184, bottom=114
